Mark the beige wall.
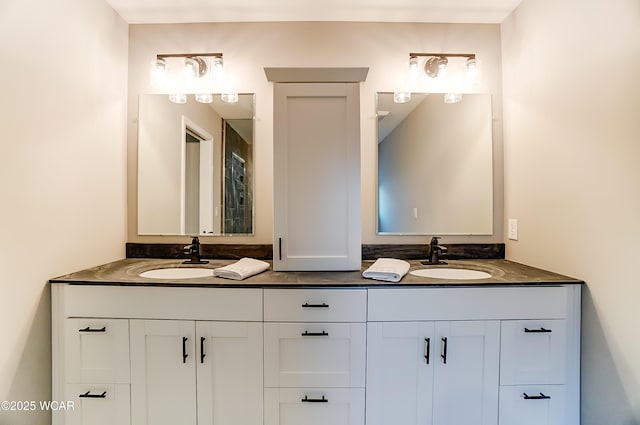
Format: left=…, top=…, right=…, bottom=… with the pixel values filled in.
left=501, top=0, right=640, bottom=422
left=127, top=22, right=505, bottom=245
left=0, top=0, right=128, bottom=423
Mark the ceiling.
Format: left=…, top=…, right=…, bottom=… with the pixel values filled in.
left=105, top=0, right=524, bottom=24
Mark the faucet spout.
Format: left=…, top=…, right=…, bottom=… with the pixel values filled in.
left=423, top=236, right=447, bottom=265
left=182, top=236, right=209, bottom=265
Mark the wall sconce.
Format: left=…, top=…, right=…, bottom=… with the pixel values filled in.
left=150, top=53, right=237, bottom=104
left=408, top=53, right=478, bottom=80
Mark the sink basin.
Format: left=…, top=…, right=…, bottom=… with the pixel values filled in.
left=139, top=268, right=215, bottom=279
left=410, top=268, right=492, bottom=280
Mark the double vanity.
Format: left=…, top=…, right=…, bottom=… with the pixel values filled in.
left=50, top=258, right=582, bottom=425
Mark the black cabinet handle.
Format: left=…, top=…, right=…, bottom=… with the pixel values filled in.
left=524, top=327, right=552, bottom=333
left=79, top=391, right=107, bottom=399
left=182, top=337, right=188, bottom=364
left=523, top=392, right=551, bottom=400
left=200, top=337, right=206, bottom=364
left=424, top=338, right=431, bottom=364
left=302, top=303, right=329, bottom=308
left=79, top=326, right=106, bottom=333
left=301, top=395, right=328, bottom=403
left=301, top=330, right=329, bottom=336
left=441, top=337, right=448, bottom=364
left=278, top=238, right=282, bottom=261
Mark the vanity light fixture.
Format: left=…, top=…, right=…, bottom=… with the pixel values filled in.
left=393, top=92, right=412, bottom=104
left=408, top=53, right=477, bottom=79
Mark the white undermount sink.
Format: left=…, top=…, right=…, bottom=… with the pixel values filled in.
left=410, top=268, right=492, bottom=280
left=139, top=268, right=214, bottom=279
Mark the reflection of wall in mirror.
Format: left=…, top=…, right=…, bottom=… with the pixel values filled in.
left=378, top=94, right=493, bottom=235
left=137, top=97, right=222, bottom=235
left=224, top=121, right=253, bottom=234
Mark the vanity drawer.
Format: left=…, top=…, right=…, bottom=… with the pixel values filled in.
left=264, top=388, right=365, bottom=425
left=63, top=383, right=130, bottom=425
left=499, top=385, right=566, bottom=425
left=264, top=322, right=366, bottom=388
left=500, top=320, right=567, bottom=385
left=64, top=319, right=130, bottom=384
left=264, top=289, right=367, bottom=322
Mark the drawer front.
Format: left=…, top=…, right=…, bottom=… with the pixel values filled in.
left=499, top=385, right=566, bottom=425
left=368, top=287, right=569, bottom=321
left=264, top=289, right=367, bottom=322
left=264, top=323, right=366, bottom=388
left=62, top=383, right=130, bottom=425
left=500, top=320, right=567, bottom=385
left=65, top=319, right=130, bottom=384
left=265, top=388, right=365, bottom=425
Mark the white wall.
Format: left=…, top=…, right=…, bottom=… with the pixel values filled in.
left=127, top=22, right=504, bottom=245
left=0, top=0, right=128, bottom=423
left=501, top=0, right=640, bottom=422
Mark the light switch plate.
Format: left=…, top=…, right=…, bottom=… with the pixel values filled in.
left=508, top=219, right=518, bottom=241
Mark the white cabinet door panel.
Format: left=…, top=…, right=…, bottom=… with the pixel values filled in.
left=130, top=320, right=196, bottom=425
left=366, top=322, right=435, bottom=425
left=196, top=321, right=263, bottom=425
left=264, top=322, right=366, bottom=388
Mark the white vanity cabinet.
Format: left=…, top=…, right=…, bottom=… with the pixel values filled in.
left=366, top=286, right=581, bottom=425
left=51, top=285, right=263, bottom=425
left=263, top=289, right=367, bottom=425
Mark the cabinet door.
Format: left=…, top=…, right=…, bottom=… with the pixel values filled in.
left=432, top=321, right=500, bottom=425
left=499, top=385, right=566, bottom=425
left=196, top=321, right=263, bottom=425
left=500, top=320, right=567, bottom=385
left=265, top=388, right=365, bottom=425
left=366, top=322, right=435, bottom=425
left=64, top=384, right=130, bottom=425
left=273, top=82, right=361, bottom=271
left=130, top=320, right=196, bottom=425
left=65, top=318, right=129, bottom=383
left=264, top=322, right=366, bottom=388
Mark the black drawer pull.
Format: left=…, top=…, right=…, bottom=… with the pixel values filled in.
left=441, top=337, right=448, bottom=364
left=302, top=302, right=329, bottom=308
left=182, top=337, right=188, bottom=363
left=524, top=328, right=552, bottom=333
left=200, top=337, right=206, bottom=364
left=523, top=392, right=551, bottom=400
left=301, top=395, right=328, bottom=403
left=78, top=326, right=106, bottom=333
left=424, top=338, right=431, bottom=364
left=301, top=330, right=329, bottom=337
left=79, top=391, right=107, bottom=399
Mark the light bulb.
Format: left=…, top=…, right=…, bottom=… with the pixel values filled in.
left=150, top=58, right=167, bottom=88
left=409, top=56, right=418, bottom=70
left=169, top=94, right=187, bottom=104
left=466, top=57, right=478, bottom=81
left=221, top=93, right=238, bottom=103
left=214, top=56, right=224, bottom=69
left=184, top=58, right=198, bottom=80
left=393, top=92, right=411, bottom=104
left=195, top=93, right=213, bottom=103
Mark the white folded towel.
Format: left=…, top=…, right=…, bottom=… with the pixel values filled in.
left=362, top=258, right=411, bottom=283
left=213, top=258, right=270, bottom=280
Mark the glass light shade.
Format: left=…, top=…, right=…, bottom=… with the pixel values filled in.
left=466, top=58, right=478, bottom=81
left=195, top=93, right=213, bottom=103
left=409, top=56, right=418, bottom=70
left=221, top=93, right=239, bottom=103
left=444, top=93, right=463, bottom=104
left=214, top=56, right=224, bottom=69
left=393, top=92, right=411, bottom=104
left=150, top=58, right=167, bottom=88
left=168, top=94, right=187, bottom=104
left=425, top=56, right=448, bottom=78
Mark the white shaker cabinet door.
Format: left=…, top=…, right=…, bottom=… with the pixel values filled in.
left=432, top=320, right=500, bottom=425
left=366, top=321, right=435, bottom=425
left=196, top=321, right=263, bottom=425
left=130, top=320, right=197, bottom=425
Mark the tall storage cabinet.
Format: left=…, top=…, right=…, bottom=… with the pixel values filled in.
left=272, top=81, right=361, bottom=271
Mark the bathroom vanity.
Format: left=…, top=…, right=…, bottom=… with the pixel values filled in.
left=50, top=259, right=581, bottom=425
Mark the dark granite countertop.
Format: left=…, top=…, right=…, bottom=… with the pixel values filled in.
left=49, top=258, right=583, bottom=288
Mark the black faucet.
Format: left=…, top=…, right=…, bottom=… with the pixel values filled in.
left=183, top=236, right=209, bottom=264
left=423, top=236, right=448, bottom=265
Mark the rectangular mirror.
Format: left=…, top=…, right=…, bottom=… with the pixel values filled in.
left=138, top=94, right=255, bottom=236
left=377, top=92, right=493, bottom=235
